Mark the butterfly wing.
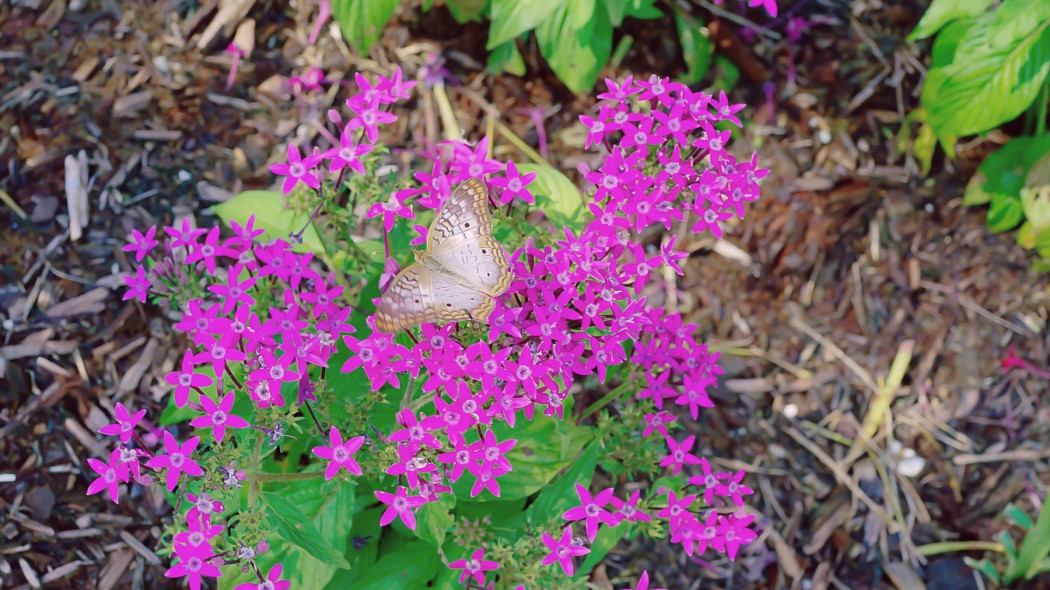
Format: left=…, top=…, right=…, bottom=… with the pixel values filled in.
left=374, top=264, right=496, bottom=333
left=427, top=178, right=513, bottom=297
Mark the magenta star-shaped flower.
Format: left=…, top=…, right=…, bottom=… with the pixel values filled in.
left=190, top=391, right=248, bottom=443
left=207, top=264, right=258, bottom=314
left=627, top=571, right=667, bottom=590
left=86, top=448, right=130, bottom=504
left=269, top=143, right=323, bottom=195
left=540, top=525, right=590, bottom=576
left=659, top=435, right=702, bottom=475
left=122, top=226, right=159, bottom=262
left=489, top=160, right=537, bottom=205
left=324, top=128, right=373, bottom=174
left=145, top=431, right=204, bottom=491
left=449, top=548, right=500, bottom=586
left=236, top=563, right=290, bottom=590
left=562, top=483, right=617, bottom=542
left=122, top=265, right=152, bottom=303
left=98, top=402, right=146, bottom=444
left=164, top=350, right=214, bottom=408
left=312, top=426, right=366, bottom=479
left=374, top=486, right=427, bottom=530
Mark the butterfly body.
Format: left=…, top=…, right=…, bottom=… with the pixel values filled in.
left=374, top=179, right=512, bottom=333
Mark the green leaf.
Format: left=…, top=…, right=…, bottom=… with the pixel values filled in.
left=1034, top=224, right=1050, bottom=259
left=567, top=0, right=596, bottom=29
left=921, top=13, right=1050, bottom=138
left=1021, top=186, right=1050, bottom=230
left=535, top=1, right=612, bottom=93
left=988, top=0, right=1050, bottom=50
left=352, top=540, right=438, bottom=590
left=908, top=0, right=996, bottom=41
left=263, top=491, right=353, bottom=569
left=1010, top=485, right=1050, bottom=581
left=516, top=164, right=585, bottom=231
left=963, top=556, right=1001, bottom=584
left=525, top=442, right=600, bottom=525
left=487, top=40, right=527, bottom=77
left=223, top=478, right=355, bottom=589
left=624, top=0, right=661, bottom=19
left=965, top=137, right=1033, bottom=209
left=414, top=493, right=455, bottom=548
left=325, top=506, right=384, bottom=588
left=576, top=521, right=629, bottom=577
left=674, top=12, right=713, bottom=85
left=454, top=414, right=594, bottom=501
left=446, top=0, right=487, bottom=22
left=488, top=0, right=564, bottom=49
left=987, top=193, right=1025, bottom=233
left=453, top=497, right=529, bottom=542
left=211, top=190, right=326, bottom=256
left=329, top=0, right=400, bottom=54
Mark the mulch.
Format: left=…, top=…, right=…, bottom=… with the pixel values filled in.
left=1, top=0, right=1048, bottom=589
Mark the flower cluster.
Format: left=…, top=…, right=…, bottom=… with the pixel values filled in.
left=104, top=69, right=767, bottom=590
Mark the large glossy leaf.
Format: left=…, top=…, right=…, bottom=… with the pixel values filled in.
left=517, top=164, right=585, bottom=231
left=488, top=0, right=564, bottom=49
left=221, top=478, right=355, bottom=589
left=445, top=0, right=486, bottom=22
left=452, top=414, right=594, bottom=501
left=351, top=540, right=438, bottom=590
left=414, top=492, right=455, bottom=548
left=211, top=190, right=326, bottom=256
left=921, top=12, right=1050, bottom=138
left=675, top=11, right=713, bottom=85
left=525, top=442, right=599, bottom=526
left=908, top=0, right=996, bottom=41
left=987, top=193, right=1025, bottom=233
left=535, top=1, right=612, bottom=93
left=330, top=0, right=400, bottom=55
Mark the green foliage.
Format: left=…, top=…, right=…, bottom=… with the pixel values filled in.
left=329, top=0, right=400, bottom=55
left=517, top=164, right=586, bottom=231
left=211, top=190, right=327, bottom=257
left=964, top=500, right=1050, bottom=584
left=915, top=0, right=1050, bottom=268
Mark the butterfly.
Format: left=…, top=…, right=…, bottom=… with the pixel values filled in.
left=374, top=178, right=513, bottom=333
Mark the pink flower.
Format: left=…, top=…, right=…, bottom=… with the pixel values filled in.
left=627, top=571, right=667, bottom=590
left=189, top=391, right=248, bottom=443
left=312, top=426, right=366, bottom=479
left=207, top=264, right=257, bottom=314
left=145, top=431, right=205, bottom=491
left=489, top=160, right=537, bottom=205
left=375, top=486, right=427, bottom=530
left=712, top=512, right=757, bottom=560
left=659, top=435, right=702, bottom=475
left=122, top=226, right=158, bottom=262
left=98, top=402, right=146, bottom=444
left=86, top=448, right=130, bottom=504
left=540, top=526, right=590, bottom=576
left=162, top=346, right=212, bottom=407
left=269, top=143, right=323, bottom=194
left=164, top=544, right=223, bottom=590
left=448, top=548, right=500, bottom=586
left=324, top=128, right=373, bottom=174
left=122, top=265, right=152, bottom=303
left=562, top=483, right=617, bottom=542
left=237, top=563, right=290, bottom=590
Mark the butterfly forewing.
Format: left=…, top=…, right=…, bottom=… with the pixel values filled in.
left=374, top=178, right=512, bottom=333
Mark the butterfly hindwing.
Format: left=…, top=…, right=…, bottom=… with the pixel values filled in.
left=427, top=177, right=493, bottom=253
left=374, top=264, right=496, bottom=333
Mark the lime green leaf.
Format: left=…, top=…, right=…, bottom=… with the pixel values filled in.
left=488, top=0, right=564, bottom=49
left=914, top=122, right=937, bottom=176
left=330, top=0, right=399, bottom=54
left=535, top=1, right=612, bottom=93
left=525, top=442, right=599, bottom=525
left=921, top=14, right=1050, bottom=138
left=263, top=491, right=353, bottom=569
left=414, top=493, right=455, bottom=548
left=446, top=0, right=486, bottom=22
left=908, top=0, right=995, bottom=41
left=516, top=163, right=585, bottom=231
left=576, top=521, right=629, bottom=577
left=963, top=557, right=1001, bottom=584
left=989, top=0, right=1050, bottom=50
left=624, top=0, right=661, bottom=19
left=454, top=414, right=594, bottom=501
left=211, top=190, right=326, bottom=256
left=487, top=40, right=527, bottom=77
left=987, top=194, right=1025, bottom=233
left=1021, top=186, right=1050, bottom=229
left=1034, top=224, right=1050, bottom=258
left=675, top=12, right=713, bottom=85
left=352, top=540, right=438, bottom=590
left=963, top=172, right=993, bottom=206
left=567, top=0, right=596, bottom=29
left=966, top=137, right=1033, bottom=210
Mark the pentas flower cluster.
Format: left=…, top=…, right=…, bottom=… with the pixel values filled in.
left=323, top=74, right=766, bottom=585
left=101, top=69, right=768, bottom=590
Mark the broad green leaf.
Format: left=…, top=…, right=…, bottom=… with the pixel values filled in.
left=624, top=0, right=661, bottom=19
left=414, top=493, right=455, bottom=548
left=576, top=521, right=629, bottom=577
left=1034, top=225, right=1050, bottom=258
left=211, top=190, right=326, bottom=256
left=1021, top=186, right=1050, bottom=229
left=263, top=491, right=353, bottom=569
left=330, top=0, right=400, bottom=54
left=963, top=171, right=993, bottom=206
left=606, top=0, right=628, bottom=26
left=988, top=0, right=1050, bottom=50
left=965, top=137, right=1032, bottom=209
left=487, top=40, right=527, bottom=77
left=675, top=12, right=713, bottom=85
left=516, top=163, right=585, bottom=230
left=922, top=14, right=1050, bottom=138
left=326, top=506, right=384, bottom=588
left=452, top=497, right=528, bottom=543
left=222, top=478, right=355, bottom=589
left=446, top=0, right=487, bottom=22
left=987, top=193, right=1025, bottom=233
left=453, top=414, right=594, bottom=501
left=535, top=1, right=612, bottom=93
left=913, top=122, right=937, bottom=176
left=525, top=442, right=600, bottom=526
left=567, top=0, right=596, bottom=29
left=352, top=540, right=438, bottom=590
left=488, top=0, right=564, bottom=49
left=908, top=0, right=996, bottom=41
